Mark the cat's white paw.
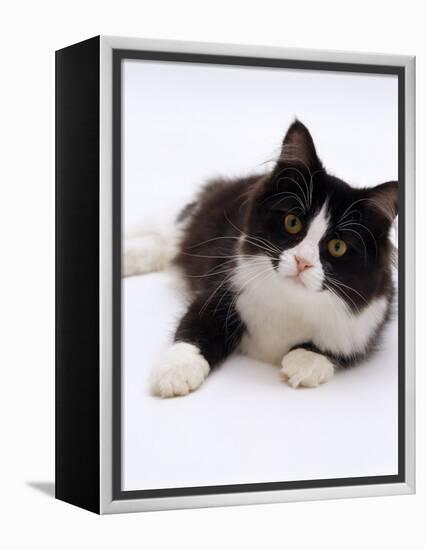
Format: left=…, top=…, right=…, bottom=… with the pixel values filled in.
left=152, top=342, right=210, bottom=398
left=280, top=349, right=334, bottom=388
left=123, top=234, right=174, bottom=277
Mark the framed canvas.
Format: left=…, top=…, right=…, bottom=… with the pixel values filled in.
left=55, top=35, right=415, bottom=514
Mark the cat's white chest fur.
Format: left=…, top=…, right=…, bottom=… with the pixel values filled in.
left=233, top=258, right=388, bottom=365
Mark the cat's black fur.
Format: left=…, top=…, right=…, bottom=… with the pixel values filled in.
left=174, top=121, right=397, bottom=369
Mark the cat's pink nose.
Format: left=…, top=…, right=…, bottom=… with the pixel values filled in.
left=295, top=256, right=312, bottom=273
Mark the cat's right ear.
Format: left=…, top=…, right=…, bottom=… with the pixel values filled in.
left=366, top=180, right=398, bottom=223
left=278, top=119, right=322, bottom=171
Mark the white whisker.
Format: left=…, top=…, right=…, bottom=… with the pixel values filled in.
left=325, top=274, right=368, bottom=305
left=337, top=198, right=371, bottom=224
left=276, top=174, right=309, bottom=210
left=337, top=221, right=378, bottom=252
left=264, top=191, right=307, bottom=213
left=337, top=227, right=368, bottom=262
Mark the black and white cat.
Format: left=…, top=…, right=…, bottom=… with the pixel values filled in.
left=124, top=121, right=398, bottom=397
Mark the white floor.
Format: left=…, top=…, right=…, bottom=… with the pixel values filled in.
left=122, top=271, right=398, bottom=492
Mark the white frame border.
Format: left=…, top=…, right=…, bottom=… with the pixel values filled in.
left=99, top=35, right=415, bottom=514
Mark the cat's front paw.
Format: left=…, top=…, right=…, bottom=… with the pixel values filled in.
left=152, top=342, right=210, bottom=398
left=280, top=349, right=334, bottom=388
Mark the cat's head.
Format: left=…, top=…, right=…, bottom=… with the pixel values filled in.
left=243, top=120, right=398, bottom=310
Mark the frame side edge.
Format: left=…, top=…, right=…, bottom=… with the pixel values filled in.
left=55, top=36, right=101, bottom=514
left=403, top=56, right=416, bottom=493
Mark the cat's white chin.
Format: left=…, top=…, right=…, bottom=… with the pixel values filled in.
left=281, top=273, right=322, bottom=294
left=286, top=274, right=308, bottom=288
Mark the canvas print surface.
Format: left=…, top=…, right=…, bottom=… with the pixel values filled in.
left=120, top=58, right=399, bottom=492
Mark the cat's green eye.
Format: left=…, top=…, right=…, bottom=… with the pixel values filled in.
left=328, top=239, right=347, bottom=258
left=284, top=214, right=303, bottom=235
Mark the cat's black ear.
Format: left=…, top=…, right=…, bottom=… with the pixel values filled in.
left=367, top=181, right=398, bottom=223
left=279, top=120, right=321, bottom=170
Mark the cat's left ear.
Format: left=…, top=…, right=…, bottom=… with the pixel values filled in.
left=279, top=119, right=322, bottom=171
left=366, top=181, right=398, bottom=223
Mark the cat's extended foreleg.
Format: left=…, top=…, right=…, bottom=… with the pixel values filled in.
left=280, top=343, right=335, bottom=389
left=152, top=292, right=244, bottom=397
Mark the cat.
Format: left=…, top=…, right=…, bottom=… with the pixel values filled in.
left=124, top=120, right=398, bottom=398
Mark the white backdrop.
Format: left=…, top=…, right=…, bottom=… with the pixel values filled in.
left=1, top=1, right=423, bottom=549
left=122, top=58, right=399, bottom=491
left=123, top=59, right=398, bottom=227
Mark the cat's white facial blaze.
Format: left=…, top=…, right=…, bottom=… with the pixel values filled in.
left=277, top=204, right=329, bottom=292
